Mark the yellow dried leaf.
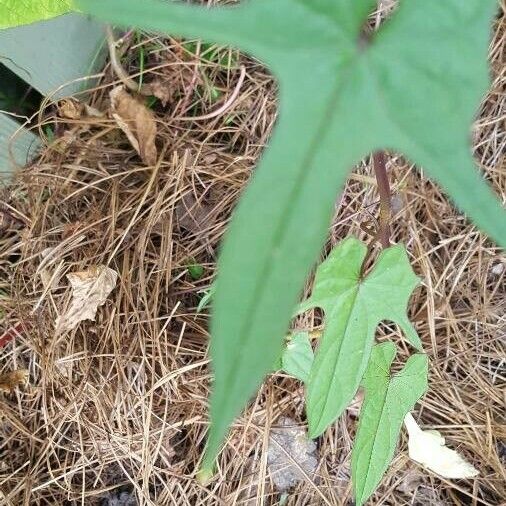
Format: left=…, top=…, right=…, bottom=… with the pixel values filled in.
left=55, top=265, right=118, bottom=334
left=110, top=86, right=158, bottom=165
left=58, top=99, right=105, bottom=119
left=0, top=369, right=29, bottom=393
left=404, top=413, right=479, bottom=479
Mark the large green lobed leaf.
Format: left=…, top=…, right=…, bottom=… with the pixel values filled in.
left=0, top=0, right=74, bottom=28
left=298, top=238, right=422, bottom=437
left=352, top=343, right=428, bottom=505
left=78, top=0, right=506, bottom=473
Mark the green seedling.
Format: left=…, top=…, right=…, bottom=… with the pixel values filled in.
left=187, top=261, right=205, bottom=280
left=196, top=283, right=215, bottom=314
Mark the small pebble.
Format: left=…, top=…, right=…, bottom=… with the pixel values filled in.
left=491, top=263, right=504, bottom=276
left=102, top=490, right=137, bottom=506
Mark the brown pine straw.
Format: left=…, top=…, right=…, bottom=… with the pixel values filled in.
left=1, top=4, right=505, bottom=505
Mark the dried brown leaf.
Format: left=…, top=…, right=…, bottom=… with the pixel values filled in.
left=175, top=193, right=214, bottom=234
left=396, top=469, right=423, bottom=495
left=267, top=417, right=318, bottom=492
left=110, top=86, right=158, bottom=165
left=55, top=265, right=118, bottom=334
left=147, top=80, right=173, bottom=107
left=0, top=369, right=29, bottom=393
left=84, top=104, right=105, bottom=118
left=58, top=99, right=105, bottom=119
left=58, top=98, right=84, bottom=119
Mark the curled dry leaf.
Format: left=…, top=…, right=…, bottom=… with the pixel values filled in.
left=147, top=80, right=173, bottom=107
left=59, top=99, right=105, bottom=120
left=267, top=417, right=318, bottom=492
left=58, top=98, right=83, bottom=120
left=0, top=369, right=29, bottom=393
left=55, top=265, right=118, bottom=334
left=84, top=104, right=105, bottom=118
left=110, top=86, right=158, bottom=165
left=404, top=413, right=479, bottom=479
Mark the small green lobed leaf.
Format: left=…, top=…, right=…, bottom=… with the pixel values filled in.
left=302, top=238, right=422, bottom=438
left=297, top=237, right=366, bottom=316
left=352, top=343, right=428, bottom=506
left=281, top=332, right=314, bottom=382
left=0, top=0, right=75, bottom=28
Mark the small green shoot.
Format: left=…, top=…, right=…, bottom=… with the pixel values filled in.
left=187, top=261, right=205, bottom=280
left=183, top=41, right=239, bottom=69
left=144, top=95, right=158, bottom=109
left=44, top=125, right=55, bottom=144
left=200, top=71, right=222, bottom=104
left=196, top=283, right=215, bottom=313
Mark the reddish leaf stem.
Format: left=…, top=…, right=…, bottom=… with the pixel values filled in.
left=372, top=151, right=391, bottom=249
